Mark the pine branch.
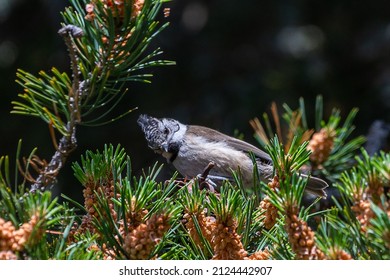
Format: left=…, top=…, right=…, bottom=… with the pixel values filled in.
left=31, top=25, right=83, bottom=192
left=12, top=1, right=174, bottom=192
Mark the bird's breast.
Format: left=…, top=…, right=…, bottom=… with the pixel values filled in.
left=172, top=136, right=254, bottom=182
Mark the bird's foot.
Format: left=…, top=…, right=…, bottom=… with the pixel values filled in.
left=195, top=162, right=218, bottom=192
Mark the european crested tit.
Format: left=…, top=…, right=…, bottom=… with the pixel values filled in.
left=137, top=114, right=328, bottom=197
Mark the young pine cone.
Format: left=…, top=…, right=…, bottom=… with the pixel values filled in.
left=123, top=213, right=170, bottom=260
left=328, top=247, right=353, bottom=260
left=12, top=213, right=41, bottom=250
left=212, top=217, right=247, bottom=260
left=259, top=197, right=278, bottom=230
left=0, top=250, right=17, bottom=260
left=246, top=249, right=271, bottom=260
left=351, top=199, right=374, bottom=233
left=183, top=210, right=215, bottom=249
left=259, top=176, right=280, bottom=230
left=78, top=180, right=120, bottom=238
left=0, top=218, right=16, bottom=251
left=0, top=213, right=42, bottom=256
left=285, top=209, right=323, bottom=260
left=307, top=128, right=336, bottom=167
left=85, top=0, right=145, bottom=21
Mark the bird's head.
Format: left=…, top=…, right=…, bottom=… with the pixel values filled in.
left=137, top=114, right=183, bottom=154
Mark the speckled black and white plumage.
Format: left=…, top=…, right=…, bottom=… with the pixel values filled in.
left=137, top=114, right=328, bottom=197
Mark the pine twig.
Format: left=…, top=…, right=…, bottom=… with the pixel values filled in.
left=30, top=25, right=83, bottom=192
left=198, top=162, right=216, bottom=192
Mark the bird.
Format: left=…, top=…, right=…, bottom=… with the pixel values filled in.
left=137, top=114, right=328, bottom=197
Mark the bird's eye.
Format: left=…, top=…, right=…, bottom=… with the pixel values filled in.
left=164, top=128, right=169, bottom=135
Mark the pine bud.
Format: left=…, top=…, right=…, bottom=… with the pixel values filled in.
left=212, top=217, right=247, bottom=260
left=307, top=128, right=336, bottom=167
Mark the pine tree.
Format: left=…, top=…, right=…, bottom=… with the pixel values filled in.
left=1, top=1, right=389, bottom=260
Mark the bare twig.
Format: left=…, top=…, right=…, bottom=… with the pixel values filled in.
left=198, top=162, right=216, bottom=192
left=31, top=126, right=78, bottom=191
left=199, top=162, right=215, bottom=181
left=164, top=162, right=216, bottom=193
left=30, top=25, right=84, bottom=192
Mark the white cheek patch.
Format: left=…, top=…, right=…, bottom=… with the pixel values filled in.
left=170, top=124, right=187, bottom=143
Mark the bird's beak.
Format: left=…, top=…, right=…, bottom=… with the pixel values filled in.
left=161, top=143, right=169, bottom=152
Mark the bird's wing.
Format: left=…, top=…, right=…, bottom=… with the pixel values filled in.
left=186, top=125, right=272, bottom=163
left=224, top=135, right=272, bottom=163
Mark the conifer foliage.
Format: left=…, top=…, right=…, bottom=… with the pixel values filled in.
left=0, top=1, right=389, bottom=260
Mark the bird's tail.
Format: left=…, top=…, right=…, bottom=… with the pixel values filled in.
left=301, top=174, right=328, bottom=197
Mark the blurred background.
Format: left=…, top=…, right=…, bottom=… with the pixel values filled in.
left=1, top=0, right=389, bottom=201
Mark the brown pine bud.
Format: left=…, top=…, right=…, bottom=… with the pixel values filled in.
left=123, top=213, right=170, bottom=260
left=307, top=128, right=336, bottom=167
left=212, top=217, right=248, bottom=260
left=259, top=197, right=278, bottom=230
left=247, top=249, right=271, bottom=260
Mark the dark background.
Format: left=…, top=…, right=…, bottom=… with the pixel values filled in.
left=1, top=0, right=389, bottom=201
